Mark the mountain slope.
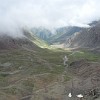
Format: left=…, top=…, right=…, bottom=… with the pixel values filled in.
left=31, top=27, right=52, bottom=41
left=48, top=26, right=82, bottom=44
left=66, top=21, right=100, bottom=49
left=0, top=35, right=36, bottom=50
left=24, top=29, right=49, bottom=48
left=0, top=29, right=49, bottom=50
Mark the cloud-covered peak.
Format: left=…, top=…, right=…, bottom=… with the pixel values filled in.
left=0, top=0, right=100, bottom=36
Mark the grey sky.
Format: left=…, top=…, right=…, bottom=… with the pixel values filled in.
left=0, top=0, right=100, bottom=34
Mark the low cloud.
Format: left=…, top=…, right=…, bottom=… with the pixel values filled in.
left=0, top=0, right=100, bottom=36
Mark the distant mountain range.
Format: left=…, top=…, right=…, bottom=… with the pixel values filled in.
left=31, top=26, right=83, bottom=44
left=48, top=26, right=82, bottom=44
left=0, top=20, right=100, bottom=50
left=32, top=20, right=100, bottom=50
left=31, top=27, right=52, bottom=41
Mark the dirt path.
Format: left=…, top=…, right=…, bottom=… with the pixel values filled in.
left=0, top=70, right=21, bottom=75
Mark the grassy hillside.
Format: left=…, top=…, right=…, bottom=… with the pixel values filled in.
left=0, top=48, right=67, bottom=100
left=23, top=29, right=49, bottom=48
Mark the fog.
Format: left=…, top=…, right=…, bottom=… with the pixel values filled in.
left=0, top=0, right=100, bottom=37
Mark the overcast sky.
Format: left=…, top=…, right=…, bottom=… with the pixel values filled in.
left=0, top=0, right=100, bottom=35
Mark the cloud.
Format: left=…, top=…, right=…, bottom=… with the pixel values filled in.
left=0, top=0, right=100, bottom=36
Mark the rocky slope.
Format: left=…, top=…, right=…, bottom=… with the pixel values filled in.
left=66, top=21, right=100, bottom=49
left=0, top=29, right=48, bottom=50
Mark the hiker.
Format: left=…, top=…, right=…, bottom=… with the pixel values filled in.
left=63, top=55, right=68, bottom=66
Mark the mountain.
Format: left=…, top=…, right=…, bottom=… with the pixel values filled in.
left=66, top=21, right=100, bottom=49
left=0, top=27, right=100, bottom=100
left=0, top=35, right=35, bottom=50
left=23, top=29, right=49, bottom=48
left=0, top=29, right=49, bottom=50
left=89, top=20, right=98, bottom=26
left=31, top=27, right=52, bottom=41
left=48, top=26, right=82, bottom=44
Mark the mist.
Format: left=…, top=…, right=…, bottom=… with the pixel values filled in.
left=0, top=0, right=100, bottom=37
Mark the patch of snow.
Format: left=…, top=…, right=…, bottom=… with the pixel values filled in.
left=68, top=93, right=72, bottom=97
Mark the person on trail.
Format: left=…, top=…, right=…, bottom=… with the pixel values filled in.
left=63, top=55, right=68, bottom=66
